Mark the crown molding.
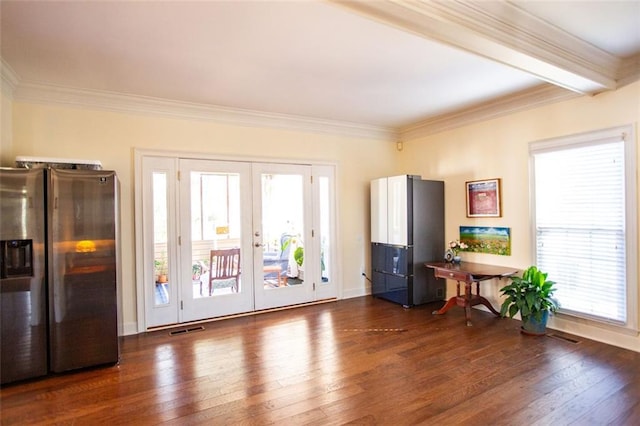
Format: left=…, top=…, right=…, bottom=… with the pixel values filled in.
left=13, top=79, right=590, bottom=144
left=399, top=84, right=581, bottom=140
left=332, top=0, right=618, bottom=94
left=12, top=81, right=397, bottom=141
left=7, top=60, right=634, bottom=146
left=617, top=53, right=640, bottom=88
left=11, top=79, right=594, bottom=144
left=0, top=58, right=19, bottom=100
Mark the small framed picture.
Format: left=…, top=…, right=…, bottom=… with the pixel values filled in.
left=466, top=178, right=501, bottom=217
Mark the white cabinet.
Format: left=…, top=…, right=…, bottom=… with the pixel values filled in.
left=371, top=175, right=408, bottom=246
left=386, top=175, right=408, bottom=246
left=370, top=177, right=387, bottom=244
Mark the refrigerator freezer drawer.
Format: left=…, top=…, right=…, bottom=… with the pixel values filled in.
left=372, top=271, right=410, bottom=306
left=371, top=243, right=411, bottom=276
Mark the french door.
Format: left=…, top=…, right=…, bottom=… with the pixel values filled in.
left=252, top=163, right=314, bottom=310
left=139, top=155, right=336, bottom=329
left=178, top=159, right=254, bottom=323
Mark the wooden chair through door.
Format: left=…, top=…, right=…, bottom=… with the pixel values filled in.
left=208, top=248, right=241, bottom=295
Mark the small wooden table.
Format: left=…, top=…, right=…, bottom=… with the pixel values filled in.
left=425, top=261, right=519, bottom=326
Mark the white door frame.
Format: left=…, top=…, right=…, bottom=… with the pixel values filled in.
left=140, top=155, right=180, bottom=328
left=134, top=149, right=339, bottom=332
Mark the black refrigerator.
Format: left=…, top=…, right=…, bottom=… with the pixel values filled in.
left=0, top=167, right=119, bottom=385
left=370, top=175, right=445, bottom=307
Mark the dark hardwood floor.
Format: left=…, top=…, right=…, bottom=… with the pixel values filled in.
left=1, top=296, right=639, bottom=425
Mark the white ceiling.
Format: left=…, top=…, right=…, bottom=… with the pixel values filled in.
left=1, top=1, right=639, bottom=140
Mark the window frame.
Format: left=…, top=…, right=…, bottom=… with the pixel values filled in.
left=529, top=125, right=638, bottom=332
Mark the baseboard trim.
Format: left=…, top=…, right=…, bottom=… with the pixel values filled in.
left=341, top=287, right=370, bottom=300
left=141, top=298, right=339, bottom=335
left=121, top=321, right=139, bottom=336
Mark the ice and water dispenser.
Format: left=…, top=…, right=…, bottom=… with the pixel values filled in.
left=0, top=239, right=34, bottom=279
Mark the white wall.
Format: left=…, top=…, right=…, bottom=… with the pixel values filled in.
left=9, top=101, right=398, bottom=333
left=401, top=81, right=640, bottom=352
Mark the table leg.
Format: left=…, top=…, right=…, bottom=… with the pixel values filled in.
left=432, top=296, right=458, bottom=315
left=464, top=281, right=473, bottom=326
left=432, top=279, right=500, bottom=325
left=432, top=281, right=461, bottom=315
left=474, top=280, right=501, bottom=317
left=475, top=295, right=501, bottom=317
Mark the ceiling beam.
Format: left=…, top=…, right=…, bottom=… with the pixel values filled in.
left=617, top=53, right=640, bottom=87
left=331, top=0, right=620, bottom=94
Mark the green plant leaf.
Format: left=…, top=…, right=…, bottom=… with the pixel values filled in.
left=499, top=265, right=556, bottom=322
left=508, top=304, right=519, bottom=318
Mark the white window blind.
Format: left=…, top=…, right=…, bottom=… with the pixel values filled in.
left=531, top=131, right=630, bottom=324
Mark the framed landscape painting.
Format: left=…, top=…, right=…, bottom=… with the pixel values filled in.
left=459, top=226, right=511, bottom=256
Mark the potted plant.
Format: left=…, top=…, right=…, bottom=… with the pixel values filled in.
left=293, top=246, right=304, bottom=279
left=448, top=239, right=468, bottom=263
left=154, top=253, right=168, bottom=283
left=499, top=265, right=558, bottom=335
left=294, top=246, right=304, bottom=268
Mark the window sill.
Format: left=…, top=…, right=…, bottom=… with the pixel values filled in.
left=548, top=312, right=640, bottom=351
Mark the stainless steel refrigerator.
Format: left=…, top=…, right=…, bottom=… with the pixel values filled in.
left=1, top=167, right=119, bottom=385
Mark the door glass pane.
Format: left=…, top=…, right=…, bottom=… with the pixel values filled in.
left=191, top=171, right=242, bottom=298
left=261, top=173, right=304, bottom=289
left=153, top=172, right=169, bottom=306
left=319, top=176, right=330, bottom=285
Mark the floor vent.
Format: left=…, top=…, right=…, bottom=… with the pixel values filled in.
left=341, top=328, right=408, bottom=332
left=548, top=333, right=580, bottom=344
left=169, top=326, right=205, bottom=336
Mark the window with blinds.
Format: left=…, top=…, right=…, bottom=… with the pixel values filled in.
left=530, top=126, right=636, bottom=326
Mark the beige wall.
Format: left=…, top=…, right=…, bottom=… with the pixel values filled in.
left=401, top=81, right=640, bottom=352
left=0, top=89, right=12, bottom=164
left=8, top=101, right=398, bottom=333
left=4, top=80, right=639, bottom=351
